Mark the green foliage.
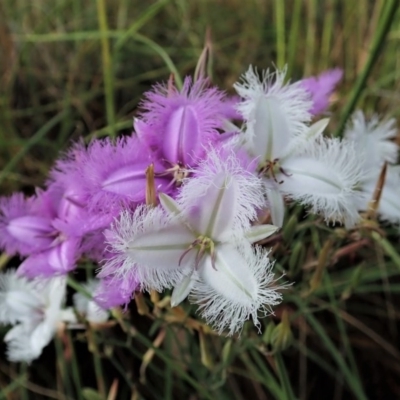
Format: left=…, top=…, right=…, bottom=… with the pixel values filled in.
left=1, top=0, right=400, bottom=399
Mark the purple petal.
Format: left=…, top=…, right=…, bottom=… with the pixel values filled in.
left=18, top=238, right=80, bottom=277
left=94, top=274, right=139, bottom=309
left=7, top=216, right=54, bottom=248
left=0, top=193, right=54, bottom=256
left=64, top=136, right=170, bottom=214
left=162, top=105, right=203, bottom=166
left=300, top=69, right=343, bottom=115
left=137, top=77, right=228, bottom=167
left=101, top=161, right=167, bottom=201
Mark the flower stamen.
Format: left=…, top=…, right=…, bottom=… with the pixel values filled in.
left=155, top=160, right=190, bottom=186
left=260, top=158, right=291, bottom=184
left=178, top=235, right=217, bottom=270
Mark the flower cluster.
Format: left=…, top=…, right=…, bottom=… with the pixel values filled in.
left=1, top=64, right=399, bottom=362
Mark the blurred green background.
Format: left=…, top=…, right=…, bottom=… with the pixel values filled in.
left=1, top=1, right=400, bottom=399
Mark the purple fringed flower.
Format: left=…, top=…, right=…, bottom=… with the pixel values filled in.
left=300, top=69, right=343, bottom=115
left=55, top=136, right=170, bottom=216
left=135, top=77, right=232, bottom=184
left=0, top=193, right=55, bottom=256
left=14, top=179, right=112, bottom=277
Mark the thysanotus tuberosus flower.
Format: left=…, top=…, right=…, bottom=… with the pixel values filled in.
left=4, top=61, right=395, bottom=345
left=135, top=76, right=235, bottom=185
left=0, top=270, right=75, bottom=362
left=100, top=149, right=283, bottom=335
left=234, top=66, right=362, bottom=228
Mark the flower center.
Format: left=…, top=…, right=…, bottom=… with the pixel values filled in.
left=156, top=161, right=190, bottom=186
left=179, top=235, right=217, bottom=270
left=259, top=158, right=291, bottom=184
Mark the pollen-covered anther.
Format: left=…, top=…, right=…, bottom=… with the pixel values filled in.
left=260, top=159, right=291, bottom=184
left=155, top=160, right=190, bottom=186
left=178, top=235, right=217, bottom=270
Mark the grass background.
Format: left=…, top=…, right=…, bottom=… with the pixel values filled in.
left=0, top=0, right=400, bottom=399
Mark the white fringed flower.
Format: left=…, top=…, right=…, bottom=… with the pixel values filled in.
left=0, top=270, right=74, bottom=363
left=73, top=279, right=109, bottom=323
left=102, top=150, right=282, bottom=334
left=234, top=67, right=362, bottom=227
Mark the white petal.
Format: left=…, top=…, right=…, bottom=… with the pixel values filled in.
left=191, top=245, right=283, bottom=335
left=187, top=171, right=238, bottom=239
left=30, top=320, right=55, bottom=356
left=0, top=269, right=41, bottom=324
left=200, top=246, right=257, bottom=305
left=379, top=183, right=400, bottom=224
left=234, top=66, right=312, bottom=161
left=251, top=95, right=292, bottom=160
left=129, top=224, right=195, bottom=268
left=5, top=323, right=44, bottom=363
left=178, top=148, right=266, bottom=240
left=60, top=308, right=78, bottom=323
left=85, top=302, right=109, bottom=323
left=2, top=275, right=66, bottom=363
left=41, top=276, right=67, bottom=310
left=344, top=111, right=399, bottom=171
left=279, top=139, right=362, bottom=227
left=282, top=158, right=344, bottom=194
left=73, top=280, right=108, bottom=323
left=171, top=273, right=196, bottom=307
left=102, top=206, right=196, bottom=291
left=244, top=224, right=279, bottom=243
left=266, top=187, right=286, bottom=227
left=361, top=170, right=400, bottom=225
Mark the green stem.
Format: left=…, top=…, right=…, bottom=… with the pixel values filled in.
left=275, top=0, right=285, bottom=70
left=55, top=337, right=74, bottom=398
left=67, top=276, right=92, bottom=299
left=88, top=329, right=106, bottom=397
left=335, top=0, right=399, bottom=137
left=68, top=332, right=84, bottom=400
left=320, top=0, right=335, bottom=70
left=294, top=299, right=368, bottom=400
left=323, top=274, right=361, bottom=383
left=304, top=0, right=316, bottom=76
left=287, top=0, right=301, bottom=76
left=275, top=352, right=297, bottom=400
left=97, top=0, right=116, bottom=138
